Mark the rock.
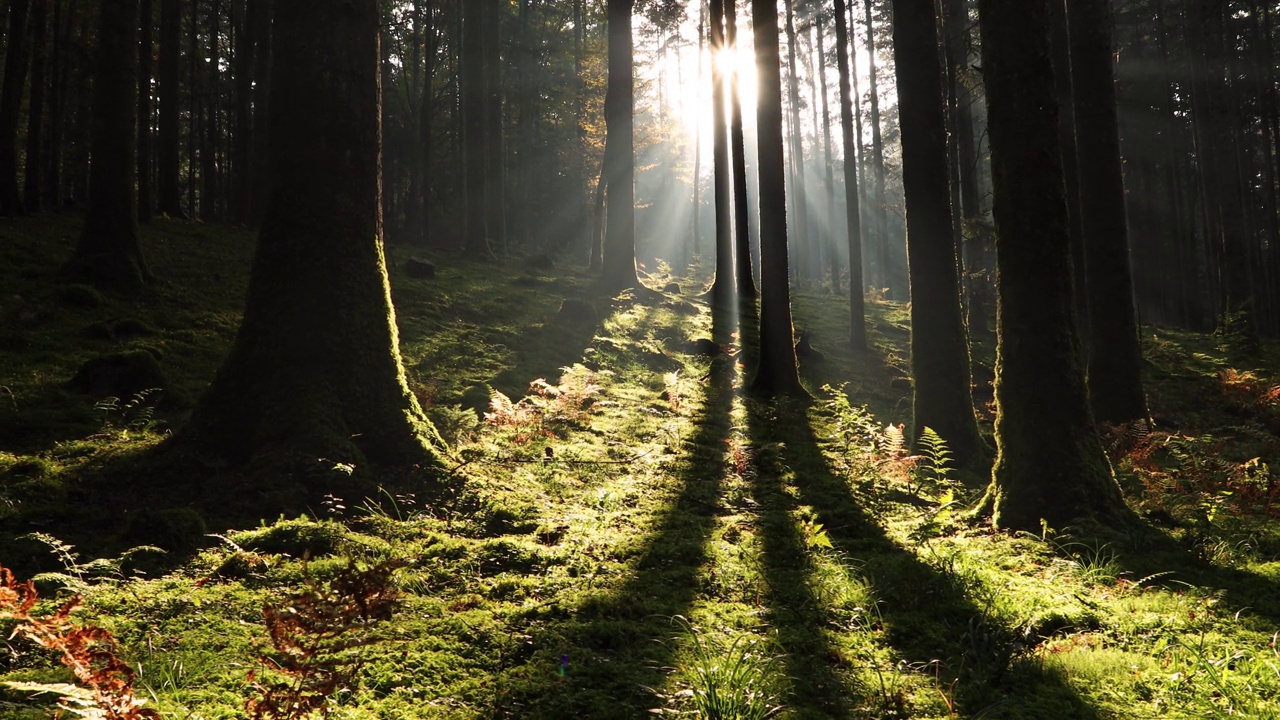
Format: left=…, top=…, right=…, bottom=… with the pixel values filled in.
left=405, top=256, right=436, bottom=279
left=554, top=298, right=598, bottom=325
left=688, top=338, right=722, bottom=356
left=530, top=253, right=554, bottom=270
left=57, top=284, right=104, bottom=308
left=663, top=282, right=681, bottom=294
left=68, top=350, right=167, bottom=399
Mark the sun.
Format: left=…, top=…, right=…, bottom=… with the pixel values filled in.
left=649, top=24, right=759, bottom=145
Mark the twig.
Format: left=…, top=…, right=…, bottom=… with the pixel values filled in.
left=1, top=386, right=15, bottom=413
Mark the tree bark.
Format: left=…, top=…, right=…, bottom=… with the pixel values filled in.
left=864, top=0, right=889, bottom=295
left=891, top=0, right=986, bottom=466
left=158, top=0, right=183, bottom=216
left=834, top=0, right=867, bottom=350
left=481, top=0, right=505, bottom=253
left=178, top=0, right=439, bottom=469
left=137, top=0, right=153, bottom=221
left=750, top=0, right=806, bottom=398
left=708, top=0, right=735, bottom=306
left=1068, top=0, right=1148, bottom=425
left=727, top=0, right=756, bottom=299
left=67, top=0, right=150, bottom=292
left=23, top=0, right=49, bottom=213
left=975, top=0, right=1132, bottom=531
left=602, top=0, right=637, bottom=290
left=0, top=0, right=32, bottom=215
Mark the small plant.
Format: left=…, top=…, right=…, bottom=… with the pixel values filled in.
left=909, top=427, right=954, bottom=496
left=246, top=557, right=405, bottom=720
left=0, top=566, right=160, bottom=719
left=93, top=389, right=163, bottom=432
left=653, top=617, right=783, bottom=720
left=25, top=533, right=165, bottom=594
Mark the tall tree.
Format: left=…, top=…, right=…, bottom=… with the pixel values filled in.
left=480, top=0, right=505, bottom=253
left=783, top=0, right=810, bottom=282
left=942, top=0, right=987, bottom=335
left=0, top=0, right=32, bottom=215
left=158, top=0, right=183, bottom=217
left=750, top=0, right=806, bottom=397
left=461, top=0, right=488, bottom=256
left=891, top=0, right=985, bottom=465
left=834, top=0, right=866, bottom=349
left=137, top=0, right=154, bottom=221
left=178, top=0, right=439, bottom=468
left=814, top=4, right=840, bottom=296
left=1068, top=0, right=1148, bottom=425
left=976, top=0, right=1132, bottom=531
left=727, top=0, right=756, bottom=299
left=708, top=0, right=735, bottom=306
left=23, top=0, right=49, bottom=213
left=67, top=0, right=150, bottom=291
left=603, top=0, right=638, bottom=291
left=863, top=0, right=889, bottom=294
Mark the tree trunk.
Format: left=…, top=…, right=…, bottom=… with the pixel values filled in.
left=834, top=0, right=867, bottom=349
left=602, top=0, right=637, bottom=291
left=892, top=0, right=986, bottom=467
left=975, top=0, right=1132, bottom=532
left=864, top=0, right=889, bottom=295
left=178, top=0, right=439, bottom=469
left=231, top=0, right=257, bottom=224
left=750, top=0, right=806, bottom=398
left=783, top=0, right=810, bottom=284
left=67, top=0, right=150, bottom=291
left=1047, top=0, right=1089, bottom=343
left=23, top=0, right=49, bottom=213
left=727, top=0, right=756, bottom=299
left=248, top=0, right=271, bottom=225
left=158, top=0, right=182, bottom=216
left=0, top=0, right=32, bottom=215
left=943, top=0, right=987, bottom=336
left=815, top=7, right=840, bottom=296
left=136, top=0, right=153, bottom=221
left=1068, top=0, right=1147, bottom=425
left=461, top=0, right=488, bottom=256
left=481, top=0, right=505, bottom=253
left=201, top=0, right=220, bottom=221
left=708, top=0, right=735, bottom=306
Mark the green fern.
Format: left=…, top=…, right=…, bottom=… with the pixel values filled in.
left=910, top=427, right=954, bottom=496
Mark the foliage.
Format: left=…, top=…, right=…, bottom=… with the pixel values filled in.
left=652, top=617, right=783, bottom=720
left=0, top=566, right=160, bottom=719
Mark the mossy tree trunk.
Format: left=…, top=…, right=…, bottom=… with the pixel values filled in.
left=1068, top=0, right=1148, bottom=426
left=179, top=0, right=439, bottom=469
left=834, top=0, right=867, bottom=351
left=891, top=0, right=986, bottom=467
left=603, top=0, right=638, bottom=292
left=749, top=0, right=806, bottom=398
left=68, top=0, right=151, bottom=292
left=976, top=0, right=1134, bottom=532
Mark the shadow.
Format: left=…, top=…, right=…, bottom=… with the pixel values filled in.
left=743, top=401, right=1104, bottom=719
left=485, top=304, right=738, bottom=718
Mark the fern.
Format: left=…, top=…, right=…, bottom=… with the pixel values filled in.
left=909, top=427, right=954, bottom=496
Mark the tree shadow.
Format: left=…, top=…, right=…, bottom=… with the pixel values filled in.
left=743, top=400, right=1103, bottom=719
left=485, top=304, right=738, bottom=718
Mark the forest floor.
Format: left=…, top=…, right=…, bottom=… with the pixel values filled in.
left=2, top=215, right=1280, bottom=719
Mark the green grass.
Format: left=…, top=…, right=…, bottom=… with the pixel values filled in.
left=2, top=215, right=1280, bottom=718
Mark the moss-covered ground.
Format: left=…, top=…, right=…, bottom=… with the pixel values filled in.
left=2, top=215, right=1280, bottom=718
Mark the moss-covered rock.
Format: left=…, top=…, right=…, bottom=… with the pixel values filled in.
left=68, top=350, right=167, bottom=399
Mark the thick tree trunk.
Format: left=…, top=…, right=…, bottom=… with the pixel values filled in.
left=815, top=9, right=839, bottom=296
left=727, top=0, right=756, bottom=299
left=975, top=0, right=1132, bottom=531
left=179, top=0, right=439, bottom=469
left=42, top=0, right=68, bottom=207
left=943, top=0, right=987, bottom=336
left=23, top=0, right=48, bottom=213
left=834, top=0, right=866, bottom=350
left=201, top=0, right=220, bottom=222
left=0, top=0, right=32, bottom=215
left=137, top=0, right=153, bottom=222
left=708, top=0, right=735, bottom=306
left=1068, top=0, right=1148, bottom=425
left=231, top=0, right=257, bottom=224
left=67, top=0, right=150, bottom=291
left=891, top=0, right=986, bottom=466
left=783, top=0, right=810, bottom=283
left=248, top=0, right=271, bottom=225
left=750, top=0, right=806, bottom=398
left=1047, top=0, right=1089, bottom=343
left=158, top=0, right=183, bottom=217
left=602, top=0, right=637, bottom=291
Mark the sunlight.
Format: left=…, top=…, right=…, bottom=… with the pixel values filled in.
left=649, top=28, right=759, bottom=149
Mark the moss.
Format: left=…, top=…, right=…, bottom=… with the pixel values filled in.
left=67, top=350, right=168, bottom=399
left=56, top=283, right=105, bottom=308
left=227, top=517, right=349, bottom=557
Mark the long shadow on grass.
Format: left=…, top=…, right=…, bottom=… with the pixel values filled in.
left=744, top=401, right=1103, bottom=719
left=487, top=304, right=736, bottom=718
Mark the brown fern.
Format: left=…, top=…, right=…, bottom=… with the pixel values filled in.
left=0, top=566, right=160, bottom=720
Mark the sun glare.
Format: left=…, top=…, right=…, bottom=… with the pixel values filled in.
left=661, top=41, right=759, bottom=146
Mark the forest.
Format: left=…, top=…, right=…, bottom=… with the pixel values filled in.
left=1, top=0, right=1280, bottom=717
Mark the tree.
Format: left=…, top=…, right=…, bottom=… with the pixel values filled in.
left=66, top=0, right=151, bottom=291
left=864, top=0, right=889, bottom=294
left=0, top=0, right=32, bottom=215
left=603, top=0, right=638, bottom=291
left=975, top=0, right=1133, bottom=531
left=23, top=0, right=49, bottom=213
left=158, top=0, right=183, bottom=217
left=726, top=0, right=756, bottom=299
left=891, top=0, right=985, bottom=466
left=1068, top=0, right=1148, bottom=425
left=750, top=0, right=806, bottom=397
left=137, top=0, right=153, bottom=222
left=708, top=0, right=735, bottom=307
left=834, top=0, right=867, bottom=350
left=177, top=0, right=439, bottom=468
left=461, top=0, right=489, bottom=257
